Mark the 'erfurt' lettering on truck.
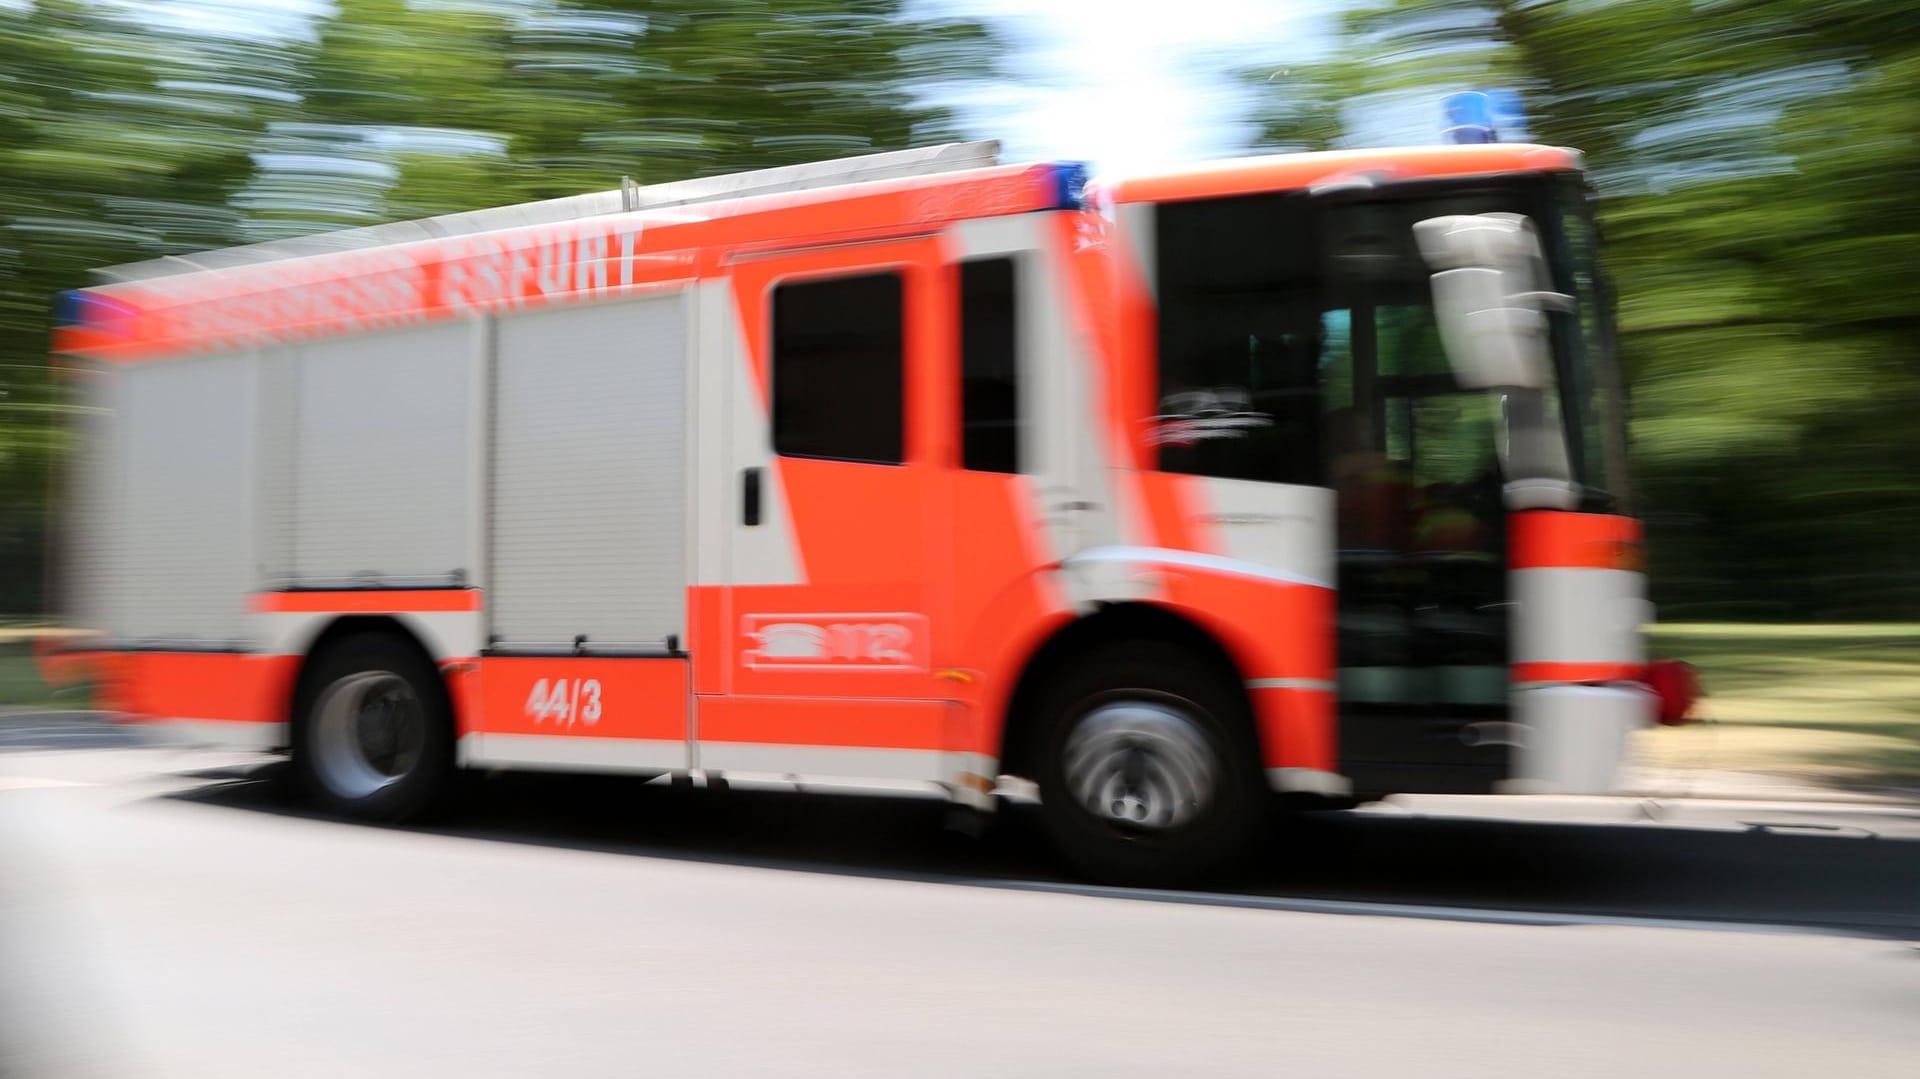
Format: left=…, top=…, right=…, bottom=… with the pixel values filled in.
left=122, top=222, right=667, bottom=351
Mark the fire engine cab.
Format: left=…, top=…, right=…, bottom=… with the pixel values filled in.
left=48, top=139, right=1695, bottom=884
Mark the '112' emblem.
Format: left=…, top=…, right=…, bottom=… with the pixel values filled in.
left=742, top=613, right=929, bottom=671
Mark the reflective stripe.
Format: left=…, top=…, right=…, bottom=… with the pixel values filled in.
left=1266, top=767, right=1352, bottom=796
left=697, top=743, right=947, bottom=783
left=459, top=733, right=685, bottom=773
left=256, top=610, right=486, bottom=662
left=1509, top=511, right=1641, bottom=570
left=1511, top=661, right=1644, bottom=689
left=1511, top=567, right=1646, bottom=665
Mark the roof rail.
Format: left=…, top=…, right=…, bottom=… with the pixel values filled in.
left=98, top=140, right=1002, bottom=284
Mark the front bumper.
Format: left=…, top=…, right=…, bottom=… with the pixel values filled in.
left=1498, top=682, right=1656, bottom=795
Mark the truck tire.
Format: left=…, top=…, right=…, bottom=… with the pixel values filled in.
left=1033, top=641, right=1266, bottom=887
left=291, top=633, right=454, bottom=822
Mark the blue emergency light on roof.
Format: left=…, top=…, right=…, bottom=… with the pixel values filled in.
left=1048, top=162, right=1091, bottom=211
left=53, top=289, right=87, bottom=329
left=53, top=289, right=135, bottom=337
left=1443, top=90, right=1527, bottom=145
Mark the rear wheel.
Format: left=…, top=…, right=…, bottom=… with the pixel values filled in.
left=292, top=633, right=454, bottom=822
left=1034, top=642, right=1266, bottom=887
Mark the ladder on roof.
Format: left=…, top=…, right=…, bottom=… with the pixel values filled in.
left=99, top=140, right=1003, bottom=284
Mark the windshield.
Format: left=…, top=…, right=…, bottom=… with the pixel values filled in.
left=1548, top=178, right=1627, bottom=510
left=1152, top=176, right=1623, bottom=511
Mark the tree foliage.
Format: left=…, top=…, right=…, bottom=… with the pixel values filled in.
left=9, top=0, right=1911, bottom=621
left=0, top=0, right=997, bottom=616
left=1250, top=0, right=1920, bottom=618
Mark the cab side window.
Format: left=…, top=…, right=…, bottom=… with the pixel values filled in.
left=1154, top=192, right=1325, bottom=486
left=959, top=257, right=1020, bottom=473
left=772, top=272, right=905, bottom=464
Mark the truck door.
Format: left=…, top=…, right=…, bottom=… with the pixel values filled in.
left=1319, top=189, right=1522, bottom=797
left=935, top=214, right=1084, bottom=733
left=699, top=237, right=956, bottom=778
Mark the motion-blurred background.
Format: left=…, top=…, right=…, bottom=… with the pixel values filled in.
left=2, top=0, right=1916, bottom=790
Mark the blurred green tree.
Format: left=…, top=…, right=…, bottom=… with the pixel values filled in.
left=0, top=1, right=289, bottom=614
left=512, top=0, right=997, bottom=190
left=0, top=0, right=999, bottom=618
left=1247, top=0, right=1920, bottom=618
left=239, top=0, right=1001, bottom=227
left=236, top=0, right=519, bottom=237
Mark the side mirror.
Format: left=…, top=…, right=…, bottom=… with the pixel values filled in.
left=1414, top=213, right=1567, bottom=391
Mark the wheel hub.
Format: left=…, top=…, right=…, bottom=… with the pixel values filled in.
left=312, top=671, right=425, bottom=800
left=1063, top=700, right=1219, bottom=832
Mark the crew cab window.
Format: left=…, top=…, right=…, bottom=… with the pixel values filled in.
left=772, top=272, right=905, bottom=464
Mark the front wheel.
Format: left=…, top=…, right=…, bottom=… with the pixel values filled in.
left=1034, top=642, right=1266, bottom=887
left=291, top=634, right=454, bottom=822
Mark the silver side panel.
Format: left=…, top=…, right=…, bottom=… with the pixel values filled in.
left=287, top=322, right=476, bottom=586
left=254, top=347, right=297, bottom=594
left=111, top=353, right=259, bottom=643
left=488, top=294, right=689, bottom=650
left=61, top=367, right=122, bottom=636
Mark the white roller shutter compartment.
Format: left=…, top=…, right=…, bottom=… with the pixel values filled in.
left=290, top=321, right=475, bottom=585
left=111, top=352, right=259, bottom=643
left=488, top=294, right=689, bottom=651
left=61, top=366, right=121, bottom=636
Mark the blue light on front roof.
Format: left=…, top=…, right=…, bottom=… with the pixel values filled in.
left=1049, top=162, right=1090, bottom=210
left=1444, top=92, right=1496, bottom=144
left=1444, top=90, right=1528, bottom=144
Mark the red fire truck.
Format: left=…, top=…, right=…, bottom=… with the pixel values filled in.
left=47, top=140, right=1695, bottom=884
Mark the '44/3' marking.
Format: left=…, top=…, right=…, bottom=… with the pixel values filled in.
left=524, top=678, right=602, bottom=729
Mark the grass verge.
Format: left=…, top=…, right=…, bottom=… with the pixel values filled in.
left=0, top=629, right=93, bottom=712
left=1637, top=624, right=1920, bottom=790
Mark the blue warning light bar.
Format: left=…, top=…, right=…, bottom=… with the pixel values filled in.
left=1444, top=90, right=1527, bottom=144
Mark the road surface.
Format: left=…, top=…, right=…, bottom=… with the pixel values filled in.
left=3, top=715, right=1918, bottom=1078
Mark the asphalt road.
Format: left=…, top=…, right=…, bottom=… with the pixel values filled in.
left=3, top=715, right=1918, bottom=1078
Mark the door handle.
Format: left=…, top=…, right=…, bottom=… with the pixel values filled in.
left=741, top=466, right=763, bottom=527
